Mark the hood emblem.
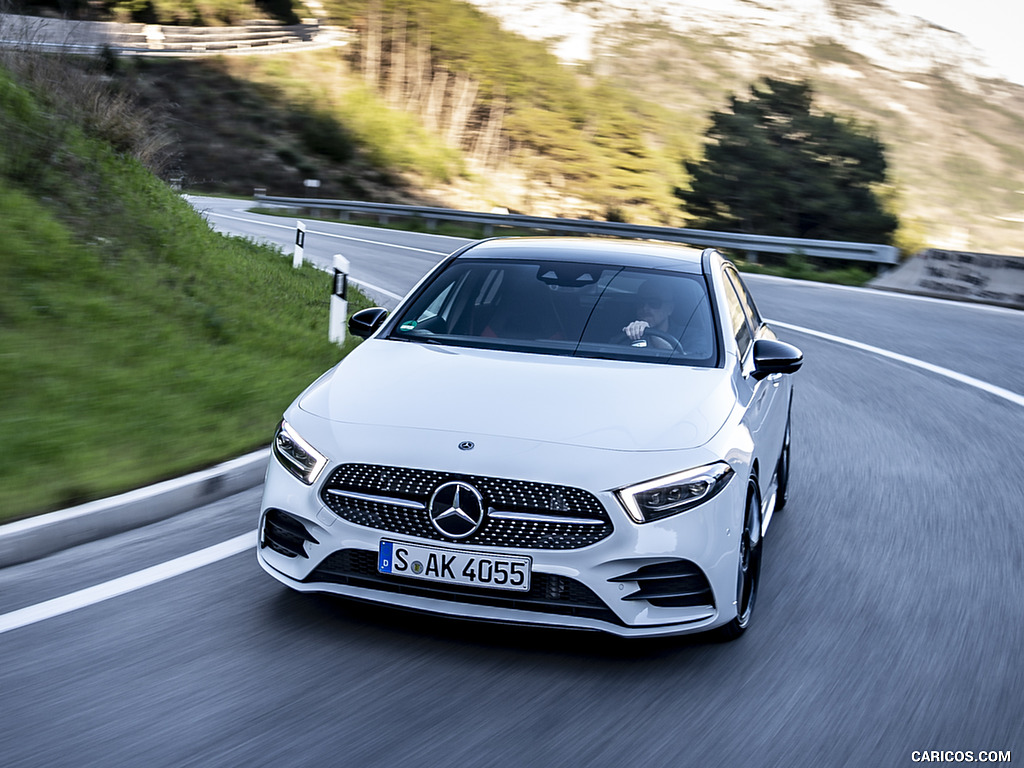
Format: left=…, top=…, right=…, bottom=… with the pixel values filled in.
left=458, top=440, right=475, bottom=451
left=429, top=481, right=485, bottom=539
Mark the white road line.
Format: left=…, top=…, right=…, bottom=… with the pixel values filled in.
left=769, top=320, right=1024, bottom=408
left=202, top=210, right=293, bottom=231
left=351, top=279, right=404, bottom=302
left=748, top=274, right=1022, bottom=317
left=205, top=211, right=451, bottom=255
left=0, top=531, right=256, bottom=635
left=226, top=203, right=466, bottom=243
left=200, top=210, right=417, bottom=301
left=312, top=227, right=453, bottom=254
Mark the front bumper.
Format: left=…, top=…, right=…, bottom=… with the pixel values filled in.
left=257, top=447, right=746, bottom=639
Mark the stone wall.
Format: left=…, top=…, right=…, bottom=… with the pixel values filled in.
left=871, top=249, right=1024, bottom=309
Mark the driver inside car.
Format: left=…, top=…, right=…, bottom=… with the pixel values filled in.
left=622, top=281, right=678, bottom=350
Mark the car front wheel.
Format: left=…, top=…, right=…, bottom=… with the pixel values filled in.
left=714, top=484, right=762, bottom=641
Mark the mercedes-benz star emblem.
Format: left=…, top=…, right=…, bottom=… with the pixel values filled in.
left=428, top=481, right=485, bottom=539
left=458, top=441, right=475, bottom=451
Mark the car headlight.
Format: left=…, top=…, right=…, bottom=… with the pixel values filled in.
left=272, top=420, right=328, bottom=485
left=616, top=462, right=734, bottom=523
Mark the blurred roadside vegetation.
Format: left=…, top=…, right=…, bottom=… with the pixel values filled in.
left=0, top=56, right=371, bottom=522
left=12, top=0, right=300, bottom=25
left=321, top=0, right=699, bottom=225
left=73, top=0, right=699, bottom=227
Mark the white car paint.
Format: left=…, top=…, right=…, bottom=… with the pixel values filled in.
left=257, top=238, right=800, bottom=638
left=297, top=341, right=738, bottom=452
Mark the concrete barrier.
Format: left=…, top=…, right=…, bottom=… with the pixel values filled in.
left=871, top=249, right=1024, bottom=309
left=0, top=449, right=269, bottom=568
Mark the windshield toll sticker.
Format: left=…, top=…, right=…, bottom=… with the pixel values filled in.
left=399, top=320, right=418, bottom=332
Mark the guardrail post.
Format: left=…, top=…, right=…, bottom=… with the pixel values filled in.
left=329, top=254, right=350, bottom=346
left=144, top=24, right=165, bottom=50
left=292, top=221, right=306, bottom=268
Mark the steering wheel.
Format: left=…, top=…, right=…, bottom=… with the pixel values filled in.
left=631, top=329, right=686, bottom=355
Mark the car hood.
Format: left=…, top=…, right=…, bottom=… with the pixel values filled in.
left=297, top=340, right=735, bottom=452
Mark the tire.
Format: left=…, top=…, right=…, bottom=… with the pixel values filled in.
left=714, top=484, right=762, bottom=641
left=774, top=416, right=791, bottom=513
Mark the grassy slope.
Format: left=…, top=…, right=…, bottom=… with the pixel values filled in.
left=0, top=66, right=369, bottom=522
left=126, top=53, right=465, bottom=201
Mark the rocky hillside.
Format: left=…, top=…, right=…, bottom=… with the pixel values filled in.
left=463, top=0, right=1024, bottom=255
left=463, top=0, right=1002, bottom=86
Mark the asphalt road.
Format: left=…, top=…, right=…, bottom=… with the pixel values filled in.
left=189, top=195, right=460, bottom=307
left=1, top=198, right=1020, bottom=767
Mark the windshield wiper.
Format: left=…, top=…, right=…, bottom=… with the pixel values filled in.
left=394, top=334, right=447, bottom=345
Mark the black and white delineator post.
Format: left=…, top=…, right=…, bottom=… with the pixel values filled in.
left=292, top=221, right=306, bottom=268
left=329, top=253, right=350, bottom=345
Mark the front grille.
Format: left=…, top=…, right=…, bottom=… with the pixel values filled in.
left=610, top=560, right=715, bottom=609
left=306, top=549, right=621, bottom=624
left=319, top=463, right=612, bottom=549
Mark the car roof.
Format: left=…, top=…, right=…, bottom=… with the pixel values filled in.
left=456, top=237, right=707, bottom=274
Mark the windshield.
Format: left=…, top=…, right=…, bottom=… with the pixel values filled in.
left=389, top=259, right=718, bottom=367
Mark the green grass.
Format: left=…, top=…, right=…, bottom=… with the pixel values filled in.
left=123, top=53, right=465, bottom=198
left=0, top=179, right=373, bottom=522
left=733, top=253, right=875, bottom=286
left=0, top=65, right=372, bottom=522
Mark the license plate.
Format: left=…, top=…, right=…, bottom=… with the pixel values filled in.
left=378, top=540, right=531, bottom=592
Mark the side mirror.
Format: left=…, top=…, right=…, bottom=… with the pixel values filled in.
left=752, top=339, right=803, bottom=380
left=348, top=307, right=389, bottom=339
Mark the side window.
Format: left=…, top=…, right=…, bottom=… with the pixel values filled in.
left=722, top=270, right=752, bottom=356
left=725, top=267, right=763, bottom=332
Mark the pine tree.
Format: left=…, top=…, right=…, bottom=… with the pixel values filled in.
left=677, top=78, right=898, bottom=244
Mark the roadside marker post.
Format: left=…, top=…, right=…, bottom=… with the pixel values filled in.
left=292, top=221, right=306, bottom=268
left=330, top=253, right=350, bottom=346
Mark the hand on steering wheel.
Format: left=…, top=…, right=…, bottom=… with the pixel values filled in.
left=624, top=321, right=685, bottom=354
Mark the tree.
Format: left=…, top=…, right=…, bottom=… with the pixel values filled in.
left=676, top=78, right=898, bottom=244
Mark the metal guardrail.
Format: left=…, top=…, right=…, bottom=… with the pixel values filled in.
left=0, top=14, right=349, bottom=57
left=253, top=193, right=900, bottom=266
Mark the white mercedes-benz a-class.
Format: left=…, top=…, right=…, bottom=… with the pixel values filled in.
left=258, top=237, right=802, bottom=639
